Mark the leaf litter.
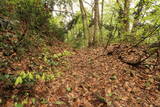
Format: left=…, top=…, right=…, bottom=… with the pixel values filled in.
left=0, top=44, right=160, bottom=107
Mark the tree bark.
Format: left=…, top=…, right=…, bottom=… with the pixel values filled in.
left=79, top=0, right=90, bottom=46
left=93, top=0, right=100, bottom=46
left=116, top=0, right=131, bottom=41
left=123, top=0, right=130, bottom=34
left=100, top=0, right=105, bottom=42
left=131, top=0, right=145, bottom=38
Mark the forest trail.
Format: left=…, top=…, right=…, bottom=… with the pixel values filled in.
left=1, top=0, right=160, bottom=106
left=34, top=47, right=160, bottom=107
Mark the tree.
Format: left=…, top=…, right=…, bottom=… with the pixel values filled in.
left=79, top=0, right=90, bottom=46
left=92, top=0, right=101, bottom=46
left=116, top=0, right=131, bottom=41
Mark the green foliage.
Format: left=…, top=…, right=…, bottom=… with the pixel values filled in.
left=0, top=0, right=159, bottom=49
left=53, top=50, right=74, bottom=58
left=66, top=87, right=72, bottom=92
left=0, top=73, right=15, bottom=85
left=0, top=33, right=39, bottom=58
left=0, top=0, right=48, bottom=57
left=14, top=71, right=55, bottom=86
left=0, top=0, right=160, bottom=106
left=40, top=98, right=48, bottom=104
left=21, top=98, right=28, bottom=105
left=108, top=93, right=113, bottom=97
left=15, top=77, right=23, bottom=86
left=0, top=0, right=67, bottom=59
left=95, top=94, right=106, bottom=103
left=41, top=48, right=73, bottom=67
left=0, top=70, right=59, bottom=88
left=31, top=98, right=36, bottom=104
left=48, top=16, right=67, bottom=41
left=54, top=101, right=65, bottom=105
left=15, top=0, right=51, bottom=32
left=65, top=13, right=87, bottom=48
left=110, top=74, right=117, bottom=80
left=14, top=103, right=23, bottom=107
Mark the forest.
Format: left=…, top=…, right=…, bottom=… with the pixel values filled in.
left=0, top=0, right=160, bottom=106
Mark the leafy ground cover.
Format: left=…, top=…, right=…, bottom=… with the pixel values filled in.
left=0, top=43, right=160, bottom=107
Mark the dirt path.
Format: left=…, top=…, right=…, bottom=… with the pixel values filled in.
left=34, top=48, right=160, bottom=107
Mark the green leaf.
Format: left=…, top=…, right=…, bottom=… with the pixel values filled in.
left=110, top=75, right=117, bottom=80
left=20, top=72, right=27, bottom=79
left=44, top=56, right=48, bottom=62
left=63, top=50, right=72, bottom=56
left=22, top=98, right=28, bottom=104
left=54, top=101, right=65, bottom=105
left=14, top=103, right=23, bottom=107
left=40, top=98, right=48, bottom=104
left=95, top=94, right=106, bottom=103
left=39, top=65, right=43, bottom=70
left=53, top=54, right=58, bottom=58
left=4, top=74, right=10, bottom=79
left=108, top=101, right=112, bottom=105
left=28, top=72, right=34, bottom=80
left=15, top=77, right=23, bottom=86
left=108, top=93, right=113, bottom=97
left=41, top=73, right=45, bottom=81
left=145, top=82, right=151, bottom=87
left=36, top=74, right=41, bottom=80
left=31, top=98, right=36, bottom=104
left=11, top=95, right=16, bottom=99
left=57, top=53, right=62, bottom=57
left=66, top=87, right=72, bottom=92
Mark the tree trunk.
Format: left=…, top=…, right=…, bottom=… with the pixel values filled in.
left=123, top=0, right=130, bottom=32
left=100, top=0, right=104, bottom=42
left=116, top=0, right=124, bottom=39
left=131, top=0, right=145, bottom=39
left=93, top=0, right=100, bottom=46
left=79, top=0, right=90, bottom=46
left=123, top=0, right=131, bottom=41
